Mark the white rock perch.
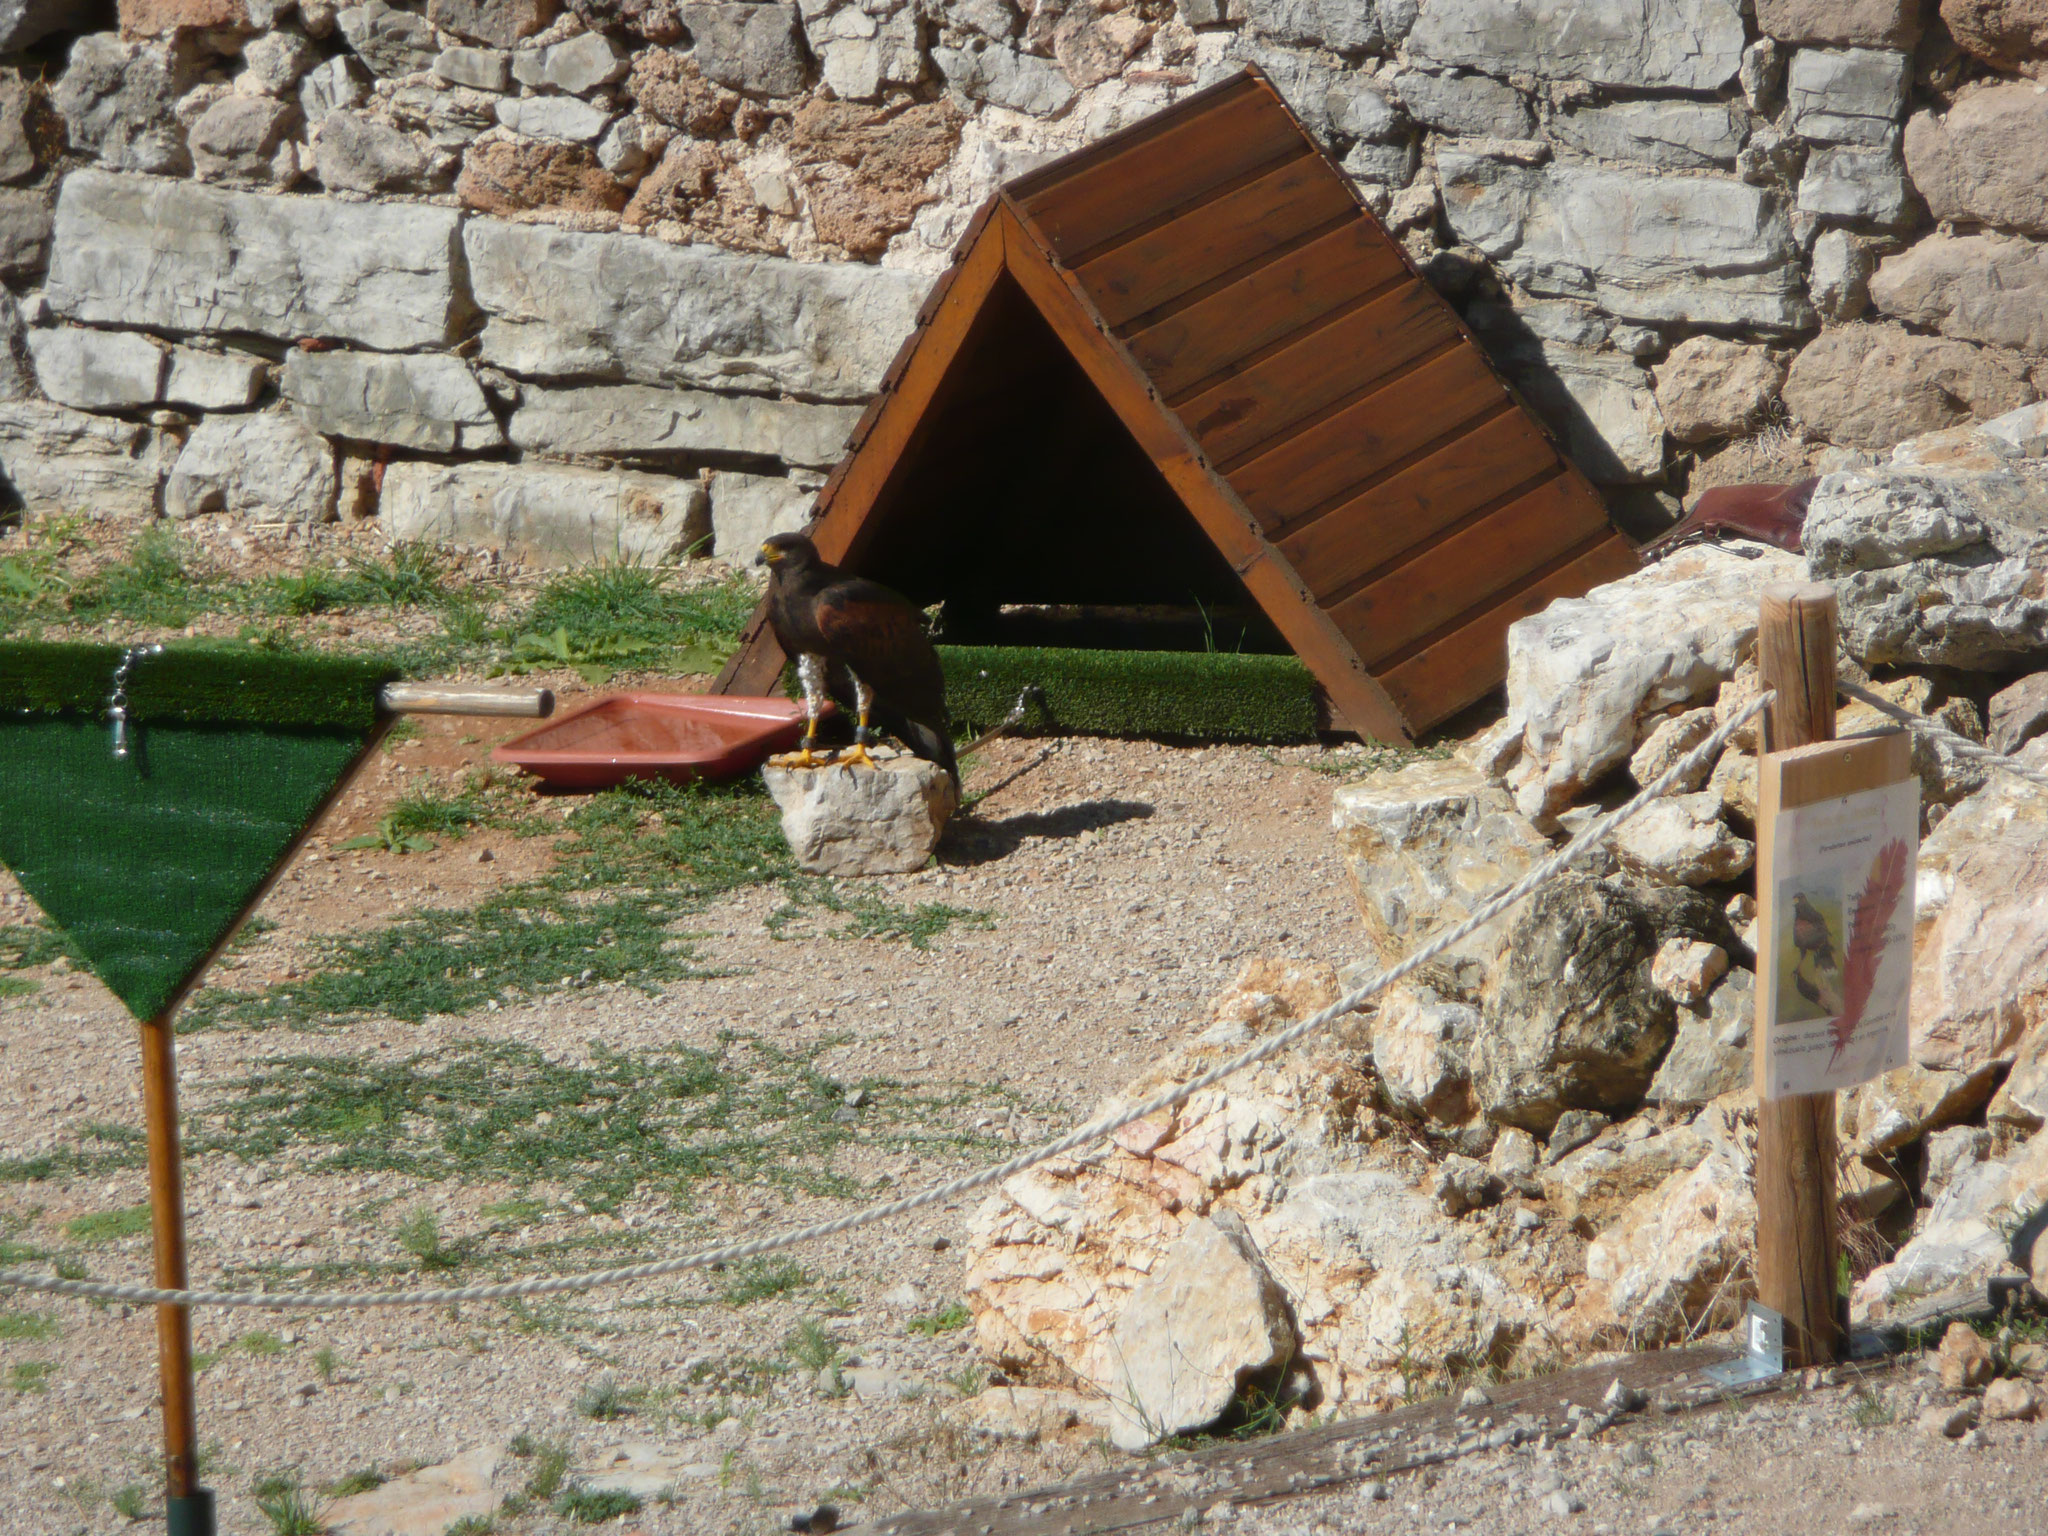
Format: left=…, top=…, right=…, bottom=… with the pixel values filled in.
left=762, top=748, right=956, bottom=876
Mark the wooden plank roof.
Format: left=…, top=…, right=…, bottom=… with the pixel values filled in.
left=714, top=66, right=1638, bottom=741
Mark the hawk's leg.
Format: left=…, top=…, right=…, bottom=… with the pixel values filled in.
left=841, top=675, right=879, bottom=769
left=792, top=653, right=827, bottom=768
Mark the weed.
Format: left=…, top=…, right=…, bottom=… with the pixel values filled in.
left=0, top=976, right=36, bottom=999
left=395, top=1209, right=469, bottom=1272
left=252, top=1473, right=301, bottom=1501
left=943, top=1363, right=985, bottom=1397
left=385, top=787, right=490, bottom=843
left=255, top=1479, right=327, bottom=1536
left=0, top=1309, right=58, bottom=1342
left=574, top=1375, right=631, bottom=1421
left=337, top=816, right=438, bottom=856
left=768, top=878, right=993, bottom=951
left=494, top=625, right=662, bottom=685
left=65, top=525, right=216, bottom=630
left=313, top=1346, right=336, bottom=1382
left=785, top=1317, right=842, bottom=1373
left=64, top=1205, right=152, bottom=1244
left=321, top=1469, right=385, bottom=1499
left=443, top=1517, right=495, bottom=1536
left=9, top=1360, right=52, bottom=1392
left=522, top=1442, right=571, bottom=1504
left=906, top=1301, right=971, bottom=1337
left=1849, top=1387, right=1893, bottom=1428
left=0, top=924, right=72, bottom=969
left=111, top=1482, right=150, bottom=1521
left=504, top=566, right=751, bottom=682
left=719, top=1258, right=808, bottom=1308
left=241, top=1330, right=288, bottom=1357
left=552, top=1485, right=642, bottom=1524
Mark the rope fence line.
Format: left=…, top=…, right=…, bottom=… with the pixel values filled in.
left=4, top=673, right=2040, bottom=1313
left=1838, top=677, right=2048, bottom=794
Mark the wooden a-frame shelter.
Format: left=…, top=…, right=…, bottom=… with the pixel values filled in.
left=713, top=67, right=1639, bottom=741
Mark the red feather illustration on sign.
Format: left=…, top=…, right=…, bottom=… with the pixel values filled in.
left=1830, top=837, right=1910, bottom=1065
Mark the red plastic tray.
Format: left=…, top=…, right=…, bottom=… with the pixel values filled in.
left=490, top=692, right=826, bottom=789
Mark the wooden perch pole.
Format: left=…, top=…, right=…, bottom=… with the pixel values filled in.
left=140, top=1007, right=211, bottom=1536
left=1753, top=580, right=1843, bottom=1368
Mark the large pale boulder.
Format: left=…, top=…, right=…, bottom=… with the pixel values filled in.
left=1472, top=874, right=1727, bottom=1134
left=1437, top=149, right=1811, bottom=331
left=1942, top=0, right=2048, bottom=72
left=323, top=1447, right=499, bottom=1536
left=163, top=412, right=337, bottom=524
left=463, top=218, right=924, bottom=400
left=1502, top=544, right=1800, bottom=822
left=283, top=351, right=503, bottom=452
left=46, top=170, right=464, bottom=352
left=1802, top=466, right=2048, bottom=669
left=508, top=384, right=860, bottom=469
left=1853, top=1130, right=2048, bottom=1320
left=762, top=751, right=956, bottom=877
left=1409, top=0, right=1745, bottom=89
left=1331, top=759, right=1549, bottom=995
left=1646, top=968, right=1755, bottom=1107
left=1905, top=84, right=2048, bottom=237
left=1990, top=674, right=2048, bottom=755
left=1784, top=324, right=2036, bottom=450
left=1541, top=1115, right=1711, bottom=1226
left=1908, top=752, right=2048, bottom=1075
left=1842, top=1059, right=2002, bottom=1153
left=1610, top=792, right=1754, bottom=887
left=1371, top=982, right=1482, bottom=1127
left=1871, top=232, right=2048, bottom=356
left=1578, top=1102, right=1757, bottom=1344
left=1097, top=1213, right=1295, bottom=1451
left=1653, top=337, right=1786, bottom=445
left=381, top=460, right=710, bottom=567
left=0, top=402, right=168, bottom=521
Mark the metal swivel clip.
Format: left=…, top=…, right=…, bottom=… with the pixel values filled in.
left=108, top=643, right=165, bottom=761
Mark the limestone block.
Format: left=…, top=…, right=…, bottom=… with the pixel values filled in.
left=1989, top=673, right=2048, bottom=755
left=509, top=383, right=858, bottom=468
left=1371, top=982, right=1481, bottom=1127
left=313, top=109, right=437, bottom=193
left=1802, top=465, right=2048, bottom=669
left=1472, top=874, right=1725, bottom=1133
left=1871, top=232, right=2048, bottom=356
left=1612, top=793, right=1755, bottom=887
left=1541, top=1117, right=1711, bottom=1225
left=1326, top=79, right=1406, bottom=142
left=299, top=55, right=372, bottom=128
left=27, top=326, right=167, bottom=412
left=933, top=41, right=1074, bottom=116
left=1652, top=337, right=1785, bottom=445
left=53, top=33, right=196, bottom=176
left=1796, top=144, right=1909, bottom=224
left=164, top=346, right=266, bottom=410
left=1409, top=0, right=1745, bottom=89
left=283, top=350, right=502, bottom=452
left=799, top=0, right=922, bottom=100
left=381, top=459, right=709, bottom=567
left=1924, top=1125, right=1993, bottom=1203
left=1393, top=69, right=1532, bottom=140
left=535, top=31, right=629, bottom=93
left=1943, top=0, right=2048, bottom=70
left=463, top=217, right=924, bottom=399
left=1842, top=1059, right=2002, bottom=1153
left=429, top=0, right=556, bottom=48
left=0, top=0, right=74, bottom=53
left=0, top=401, right=168, bottom=520
left=455, top=136, right=625, bottom=214
left=1649, top=938, right=1728, bottom=1005
left=1990, top=1009, right=2048, bottom=1129
left=337, top=0, right=442, bottom=77
left=683, top=3, right=810, bottom=96
left=47, top=170, right=464, bottom=352
left=1646, top=968, right=1754, bottom=1106
left=1784, top=324, right=2035, bottom=450
left=163, top=411, right=336, bottom=524
left=1433, top=1154, right=1502, bottom=1215
left=434, top=46, right=512, bottom=92
left=1502, top=543, right=1801, bottom=822
left=1549, top=99, right=1745, bottom=169
left=1331, top=758, right=1549, bottom=991
left=1810, top=228, right=1876, bottom=322
left=0, top=76, right=33, bottom=186
left=239, top=30, right=320, bottom=96
left=1246, top=0, right=1383, bottom=50
left=323, top=1447, right=498, bottom=1536
left=1436, top=150, right=1811, bottom=331
left=1630, top=707, right=1720, bottom=792
left=708, top=469, right=815, bottom=557
left=762, top=749, right=956, bottom=877
left=1983, top=1377, right=2041, bottom=1421
left=1905, top=84, right=2048, bottom=238
left=1853, top=1132, right=2048, bottom=1320
left=1499, top=341, right=1664, bottom=483
left=494, top=94, right=614, bottom=141
left=189, top=94, right=301, bottom=186
left=1785, top=47, right=1909, bottom=145
left=1754, top=0, right=1920, bottom=47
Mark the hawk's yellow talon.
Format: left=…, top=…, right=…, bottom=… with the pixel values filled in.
left=840, top=742, right=878, bottom=770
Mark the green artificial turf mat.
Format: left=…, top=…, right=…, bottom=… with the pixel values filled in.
left=0, top=641, right=397, bottom=731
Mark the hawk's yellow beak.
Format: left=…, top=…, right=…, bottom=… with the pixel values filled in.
left=756, top=544, right=780, bottom=567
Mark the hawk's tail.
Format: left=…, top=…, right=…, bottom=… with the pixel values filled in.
left=900, top=716, right=958, bottom=784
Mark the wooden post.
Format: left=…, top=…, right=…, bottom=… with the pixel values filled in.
left=139, top=1011, right=213, bottom=1536
left=1753, top=581, right=1843, bottom=1368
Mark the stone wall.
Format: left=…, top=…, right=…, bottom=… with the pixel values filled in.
left=1, top=0, right=2045, bottom=559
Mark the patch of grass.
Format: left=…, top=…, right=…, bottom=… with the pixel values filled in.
left=719, top=1258, right=808, bottom=1308
left=767, top=878, right=994, bottom=950
left=0, top=923, right=72, bottom=969
left=552, top=1486, right=643, bottom=1524
left=906, top=1301, right=971, bottom=1337
left=0, top=976, right=37, bottom=999
left=313, top=1346, right=336, bottom=1382
left=574, top=1374, right=632, bottom=1421
left=785, top=1317, right=842, bottom=1373
left=64, top=525, right=218, bottom=630
left=321, top=1468, right=385, bottom=1499
left=241, top=1329, right=288, bottom=1357
left=386, top=787, right=490, bottom=842
left=0, top=1308, right=58, bottom=1342
left=9, top=1359, right=52, bottom=1392
left=337, top=815, right=438, bottom=856
left=1849, top=1387, right=1893, bottom=1428
left=500, top=566, right=751, bottom=683
left=943, top=1362, right=985, bottom=1397
left=64, top=1205, right=152, bottom=1244
left=254, top=1478, right=327, bottom=1536
left=191, top=1032, right=1016, bottom=1215
left=395, top=1208, right=470, bottom=1272
left=443, top=1516, right=495, bottom=1536
left=519, top=1440, right=571, bottom=1504
left=110, top=1482, right=150, bottom=1521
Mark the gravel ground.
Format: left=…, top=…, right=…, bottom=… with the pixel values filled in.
left=0, top=725, right=1385, bottom=1536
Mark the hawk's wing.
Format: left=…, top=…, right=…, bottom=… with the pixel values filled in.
left=812, top=579, right=947, bottom=725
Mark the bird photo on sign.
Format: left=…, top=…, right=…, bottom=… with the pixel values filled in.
left=1758, top=777, right=1918, bottom=1098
